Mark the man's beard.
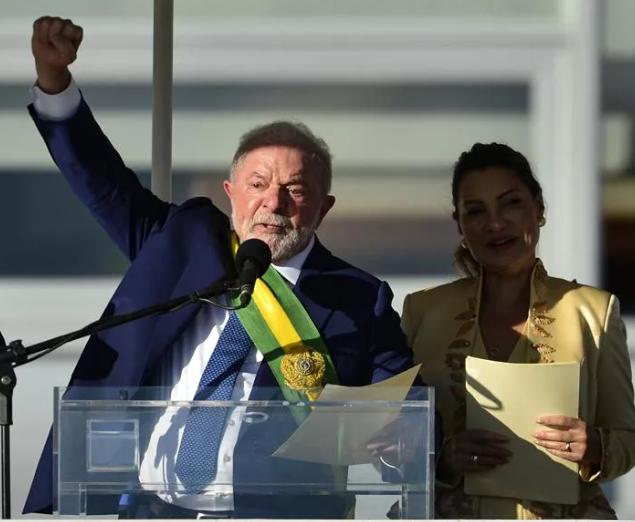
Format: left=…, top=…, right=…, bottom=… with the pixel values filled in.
left=232, top=212, right=318, bottom=263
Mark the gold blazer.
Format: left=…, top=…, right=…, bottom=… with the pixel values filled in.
left=402, top=261, right=635, bottom=519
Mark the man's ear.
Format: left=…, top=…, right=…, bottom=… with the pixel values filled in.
left=223, top=179, right=233, bottom=200
left=317, top=195, right=336, bottom=227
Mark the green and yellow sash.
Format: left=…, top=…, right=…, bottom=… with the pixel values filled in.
left=230, top=233, right=339, bottom=404
left=230, top=233, right=354, bottom=516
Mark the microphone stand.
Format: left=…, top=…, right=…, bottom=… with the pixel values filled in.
left=0, top=277, right=242, bottom=519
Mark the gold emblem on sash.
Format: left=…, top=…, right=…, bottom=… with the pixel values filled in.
left=280, top=344, right=326, bottom=394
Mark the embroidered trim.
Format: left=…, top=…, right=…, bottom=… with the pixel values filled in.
left=528, top=261, right=557, bottom=363
left=532, top=343, right=555, bottom=355
left=444, top=293, right=477, bottom=431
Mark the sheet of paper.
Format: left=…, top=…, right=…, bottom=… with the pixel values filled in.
left=464, top=356, right=580, bottom=505
left=272, top=365, right=422, bottom=465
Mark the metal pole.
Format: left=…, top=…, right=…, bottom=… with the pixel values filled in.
left=1, top=426, right=9, bottom=519
left=152, top=0, right=174, bottom=201
left=0, top=359, right=15, bottom=520
left=571, top=0, right=600, bottom=286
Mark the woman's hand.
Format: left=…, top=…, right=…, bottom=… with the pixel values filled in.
left=451, top=429, right=512, bottom=473
left=532, top=415, right=602, bottom=465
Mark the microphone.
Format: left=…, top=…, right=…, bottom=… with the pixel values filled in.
left=235, top=239, right=272, bottom=306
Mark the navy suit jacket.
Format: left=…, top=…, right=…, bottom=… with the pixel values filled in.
left=23, top=100, right=439, bottom=517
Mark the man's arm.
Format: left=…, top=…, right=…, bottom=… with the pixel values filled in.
left=367, top=282, right=442, bottom=499
left=30, top=17, right=170, bottom=261
left=369, top=281, right=443, bottom=453
left=369, top=281, right=421, bottom=381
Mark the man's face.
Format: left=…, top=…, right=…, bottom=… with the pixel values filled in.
left=223, top=146, right=335, bottom=263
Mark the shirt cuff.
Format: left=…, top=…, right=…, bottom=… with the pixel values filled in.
left=30, top=76, right=81, bottom=121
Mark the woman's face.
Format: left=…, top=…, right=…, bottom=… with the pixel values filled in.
left=456, top=167, right=543, bottom=277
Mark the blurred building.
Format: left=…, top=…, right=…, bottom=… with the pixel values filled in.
left=1, top=0, right=635, bottom=517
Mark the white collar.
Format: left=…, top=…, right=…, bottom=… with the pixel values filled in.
left=271, top=235, right=315, bottom=286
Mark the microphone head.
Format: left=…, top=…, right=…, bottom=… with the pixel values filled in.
left=235, top=238, right=272, bottom=277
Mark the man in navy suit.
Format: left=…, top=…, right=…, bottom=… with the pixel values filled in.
left=24, top=17, right=436, bottom=519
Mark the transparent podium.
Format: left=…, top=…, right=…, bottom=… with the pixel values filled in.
left=54, top=387, right=434, bottom=519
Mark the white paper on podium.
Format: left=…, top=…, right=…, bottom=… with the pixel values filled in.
left=272, top=365, right=422, bottom=465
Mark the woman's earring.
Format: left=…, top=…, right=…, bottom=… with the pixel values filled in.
left=461, top=239, right=468, bottom=249
left=538, top=216, right=546, bottom=228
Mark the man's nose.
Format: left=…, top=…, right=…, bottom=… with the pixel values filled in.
left=262, top=187, right=288, bottom=213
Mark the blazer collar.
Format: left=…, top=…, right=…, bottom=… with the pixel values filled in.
left=472, top=258, right=549, bottom=313
left=468, top=258, right=556, bottom=363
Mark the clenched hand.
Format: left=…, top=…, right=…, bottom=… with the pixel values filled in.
left=32, top=16, right=83, bottom=94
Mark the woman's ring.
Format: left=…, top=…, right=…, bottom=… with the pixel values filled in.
left=565, top=441, right=572, bottom=452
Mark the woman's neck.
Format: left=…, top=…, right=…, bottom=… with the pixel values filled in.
left=481, top=261, right=535, bottom=316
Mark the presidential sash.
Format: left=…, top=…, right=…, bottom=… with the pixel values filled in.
left=230, top=232, right=339, bottom=403
left=230, top=234, right=354, bottom=516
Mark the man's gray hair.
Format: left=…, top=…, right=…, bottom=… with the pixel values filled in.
left=229, top=121, right=333, bottom=194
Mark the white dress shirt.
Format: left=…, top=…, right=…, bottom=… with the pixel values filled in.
left=31, top=78, right=316, bottom=511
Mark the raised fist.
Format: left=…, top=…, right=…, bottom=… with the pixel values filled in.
left=31, top=17, right=83, bottom=94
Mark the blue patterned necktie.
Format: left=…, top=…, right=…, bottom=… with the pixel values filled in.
left=174, top=311, right=253, bottom=493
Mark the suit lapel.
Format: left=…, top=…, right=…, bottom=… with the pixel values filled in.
left=143, top=227, right=235, bottom=378
left=292, top=239, right=339, bottom=334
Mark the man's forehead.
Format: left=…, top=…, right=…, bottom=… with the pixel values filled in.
left=237, top=148, right=318, bottom=180
left=240, top=145, right=304, bottom=166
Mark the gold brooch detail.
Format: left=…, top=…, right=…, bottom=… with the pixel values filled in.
left=280, top=344, right=327, bottom=394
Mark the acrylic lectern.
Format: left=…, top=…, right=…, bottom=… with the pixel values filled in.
left=54, top=386, right=434, bottom=519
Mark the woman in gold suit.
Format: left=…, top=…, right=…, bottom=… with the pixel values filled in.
left=402, top=143, right=635, bottom=519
